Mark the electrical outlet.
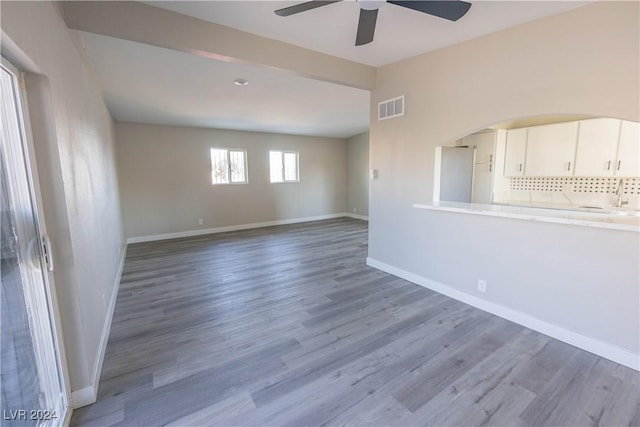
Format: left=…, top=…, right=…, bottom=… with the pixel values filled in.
left=477, top=279, right=487, bottom=293
left=198, top=218, right=203, bottom=225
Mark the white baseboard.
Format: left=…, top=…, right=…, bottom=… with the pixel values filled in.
left=344, top=213, right=369, bottom=221
left=366, top=257, right=639, bottom=371
left=126, top=213, right=354, bottom=244
left=71, top=244, right=127, bottom=408
left=70, top=385, right=95, bottom=409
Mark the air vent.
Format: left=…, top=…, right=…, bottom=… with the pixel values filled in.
left=378, top=95, right=404, bottom=121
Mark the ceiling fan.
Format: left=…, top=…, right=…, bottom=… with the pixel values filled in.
left=274, top=0, right=472, bottom=46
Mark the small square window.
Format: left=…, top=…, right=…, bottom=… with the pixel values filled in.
left=210, top=148, right=247, bottom=185
left=269, top=150, right=299, bottom=183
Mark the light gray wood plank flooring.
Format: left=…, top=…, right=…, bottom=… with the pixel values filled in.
left=71, top=218, right=639, bottom=426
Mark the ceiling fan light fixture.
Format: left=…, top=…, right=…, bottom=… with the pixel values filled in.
left=275, top=0, right=472, bottom=47
left=357, top=0, right=386, bottom=11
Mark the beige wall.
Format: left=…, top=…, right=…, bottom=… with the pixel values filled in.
left=4, top=1, right=637, bottom=403
left=116, top=122, right=347, bottom=238
left=346, top=131, right=369, bottom=217
left=2, top=1, right=125, bottom=395
left=369, top=2, right=639, bottom=358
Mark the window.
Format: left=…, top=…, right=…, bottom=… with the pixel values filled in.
left=210, top=148, right=247, bottom=184
left=270, top=150, right=299, bottom=183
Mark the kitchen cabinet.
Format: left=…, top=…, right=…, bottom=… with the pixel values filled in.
left=457, top=130, right=505, bottom=203
left=525, top=122, right=579, bottom=177
left=616, top=120, right=640, bottom=176
left=574, top=118, right=620, bottom=176
left=460, top=130, right=499, bottom=203
left=462, top=131, right=495, bottom=164
left=504, top=128, right=527, bottom=177
left=472, top=162, right=494, bottom=204
left=454, top=130, right=505, bottom=203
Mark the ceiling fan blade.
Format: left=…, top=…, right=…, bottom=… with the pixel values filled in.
left=275, top=1, right=342, bottom=17
left=355, top=8, right=378, bottom=46
left=388, top=1, right=471, bottom=21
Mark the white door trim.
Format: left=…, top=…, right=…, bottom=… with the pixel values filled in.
left=1, top=56, right=71, bottom=424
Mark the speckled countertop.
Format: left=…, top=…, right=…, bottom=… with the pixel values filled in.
left=414, top=201, right=640, bottom=232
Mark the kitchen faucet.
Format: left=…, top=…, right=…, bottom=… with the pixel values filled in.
left=615, top=178, right=628, bottom=208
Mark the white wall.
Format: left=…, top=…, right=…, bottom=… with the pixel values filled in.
left=1, top=1, right=125, bottom=399
left=369, top=2, right=639, bottom=365
left=346, top=131, right=369, bottom=217
left=115, top=122, right=347, bottom=238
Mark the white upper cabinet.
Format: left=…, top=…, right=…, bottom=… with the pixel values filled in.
left=504, top=128, right=527, bottom=177
left=525, top=122, right=579, bottom=176
left=574, top=118, right=621, bottom=176
left=472, top=162, right=494, bottom=204
left=616, top=120, right=640, bottom=176
left=460, top=130, right=498, bottom=203
left=462, top=131, right=495, bottom=164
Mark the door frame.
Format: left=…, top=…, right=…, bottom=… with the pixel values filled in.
left=2, top=56, right=72, bottom=425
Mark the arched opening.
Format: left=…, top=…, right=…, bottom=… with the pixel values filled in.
left=434, top=115, right=639, bottom=215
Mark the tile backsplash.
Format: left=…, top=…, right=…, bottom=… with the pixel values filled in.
left=510, top=177, right=639, bottom=194
left=499, top=177, right=640, bottom=209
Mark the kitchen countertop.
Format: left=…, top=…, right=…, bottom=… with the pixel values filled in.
left=414, top=201, right=640, bottom=232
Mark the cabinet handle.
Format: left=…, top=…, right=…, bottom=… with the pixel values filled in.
left=489, top=163, right=492, bottom=172
left=607, top=160, right=611, bottom=170
left=519, top=163, right=523, bottom=172
left=618, top=160, right=621, bottom=171
left=567, top=161, right=571, bottom=171
left=489, top=154, right=493, bottom=163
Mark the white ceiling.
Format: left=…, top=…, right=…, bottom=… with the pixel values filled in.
left=79, top=32, right=371, bottom=138
left=145, top=1, right=590, bottom=67
left=78, top=1, right=591, bottom=138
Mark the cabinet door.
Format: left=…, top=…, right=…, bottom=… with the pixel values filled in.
left=616, top=120, right=640, bottom=177
left=525, top=122, right=579, bottom=176
left=574, top=118, right=620, bottom=176
left=462, top=131, right=495, bottom=164
left=504, top=128, right=527, bottom=177
left=472, top=162, right=493, bottom=204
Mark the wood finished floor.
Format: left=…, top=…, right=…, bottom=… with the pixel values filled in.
left=71, top=218, right=639, bottom=427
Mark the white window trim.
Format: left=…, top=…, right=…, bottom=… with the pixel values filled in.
left=270, top=150, right=299, bottom=183
left=210, top=148, right=248, bottom=185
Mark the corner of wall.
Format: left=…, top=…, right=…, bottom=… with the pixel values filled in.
left=71, top=244, right=127, bottom=408
left=366, top=257, right=639, bottom=371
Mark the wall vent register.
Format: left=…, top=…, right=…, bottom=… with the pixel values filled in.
left=378, top=95, right=404, bottom=121
left=510, top=177, right=639, bottom=195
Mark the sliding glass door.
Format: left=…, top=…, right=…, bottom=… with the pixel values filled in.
left=1, top=60, right=68, bottom=426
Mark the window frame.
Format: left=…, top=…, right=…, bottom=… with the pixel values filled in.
left=269, top=150, right=299, bottom=183
left=210, top=147, right=248, bottom=185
